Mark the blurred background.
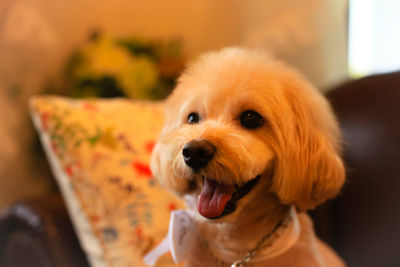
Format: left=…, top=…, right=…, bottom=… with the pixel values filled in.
left=0, top=0, right=400, bottom=266
left=0, top=0, right=346, bottom=209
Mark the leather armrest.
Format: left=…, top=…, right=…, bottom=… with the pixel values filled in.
left=0, top=195, right=90, bottom=267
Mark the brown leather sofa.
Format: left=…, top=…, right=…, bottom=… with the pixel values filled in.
left=0, top=196, right=89, bottom=267
left=1, top=71, right=399, bottom=267
left=316, top=70, right=400, bottom=267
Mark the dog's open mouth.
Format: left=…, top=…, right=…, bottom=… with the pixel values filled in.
left=197, top=175, right=260, bottom=219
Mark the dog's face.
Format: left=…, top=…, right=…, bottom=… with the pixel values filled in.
left=151, top=48, right=345, bottom=221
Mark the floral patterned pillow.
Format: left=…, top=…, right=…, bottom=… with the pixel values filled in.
left=30, top=96, right=184, bottom=267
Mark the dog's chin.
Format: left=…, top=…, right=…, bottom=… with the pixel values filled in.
left=196, top=175, right=261, bottom=220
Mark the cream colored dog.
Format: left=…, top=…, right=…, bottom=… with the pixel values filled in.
left=151, top=48, right=346, bottom=267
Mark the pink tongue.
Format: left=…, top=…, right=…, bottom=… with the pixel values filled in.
left=197, top=178, right=235, bottom=219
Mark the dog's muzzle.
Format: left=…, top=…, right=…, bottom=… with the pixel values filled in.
left=182, top=139, right=216, bottom=171
left=181, top=139, right=261, bottom=220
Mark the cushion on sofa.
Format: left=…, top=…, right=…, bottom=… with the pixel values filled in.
left=30, top=96, right=184, bottom=267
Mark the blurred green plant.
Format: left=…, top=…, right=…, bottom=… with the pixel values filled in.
left=65, top=32, right=184, bottom=100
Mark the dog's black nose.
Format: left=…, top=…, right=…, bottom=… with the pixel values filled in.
left=182, top=140, right=216, bottom=171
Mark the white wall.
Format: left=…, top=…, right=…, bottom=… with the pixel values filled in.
left=1, top=0, right=348, bottom=89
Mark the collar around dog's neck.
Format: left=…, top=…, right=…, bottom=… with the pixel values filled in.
left=201, top=206, right=300, bottom=266
left=142, top=207, right=300, bottom=267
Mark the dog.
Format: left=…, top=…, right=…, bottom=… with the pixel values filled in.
left=150, top=48, right=346, bottom=267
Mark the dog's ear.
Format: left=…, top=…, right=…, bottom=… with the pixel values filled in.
left=270, top=84, right=345, bottom=211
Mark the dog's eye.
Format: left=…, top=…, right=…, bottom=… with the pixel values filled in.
left=240, top=110, right=263, bottom=129
left=187, top=112, right=201, bottom=124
